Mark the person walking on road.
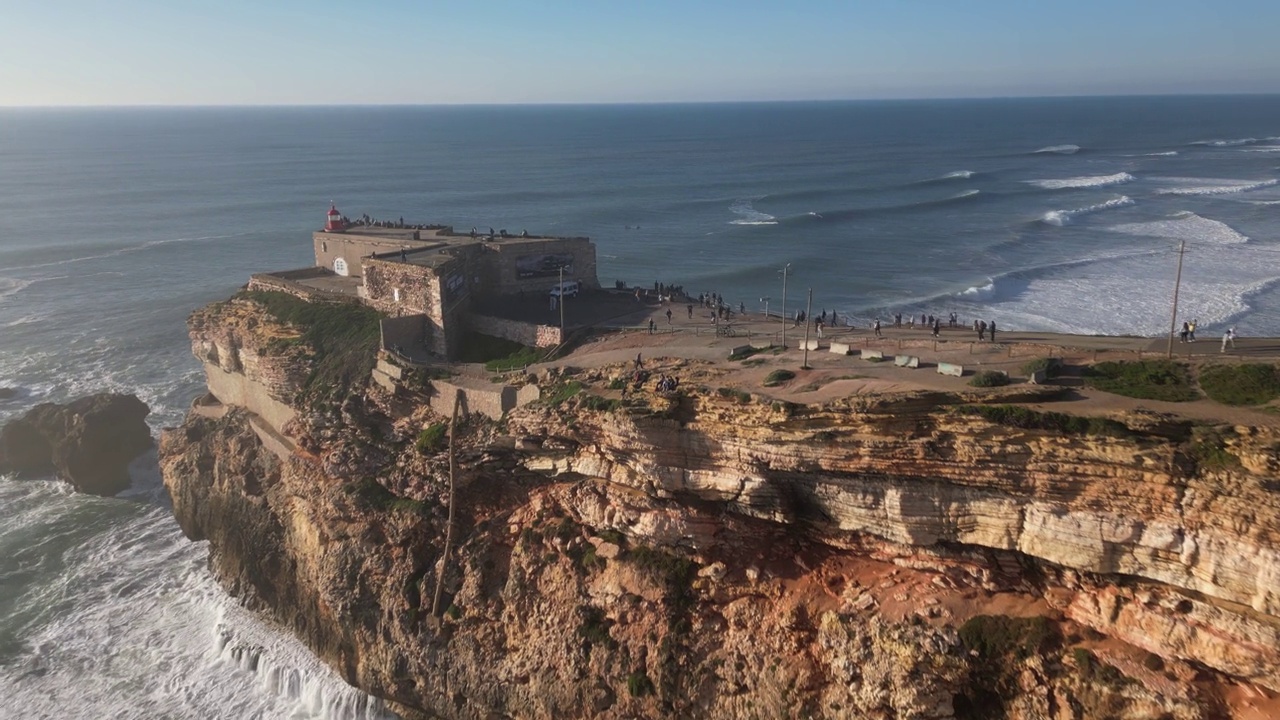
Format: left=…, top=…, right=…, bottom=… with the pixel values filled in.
left=665, top=308, right=673, bottom=325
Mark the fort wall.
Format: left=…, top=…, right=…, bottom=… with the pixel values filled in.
left=469, top=314, right=563, bottom=349
left=202, top=361, right=298, bottom=435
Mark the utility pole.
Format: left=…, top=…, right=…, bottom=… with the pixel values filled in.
left=558, top=264, right=566, bottom=340
left=802, top=288, right=814, bottom=369
left=760, top=297, right=770, bottom=319
left=780, top=263, right=790, bottom=349
left=1166, top=240, right=1186, bottom=359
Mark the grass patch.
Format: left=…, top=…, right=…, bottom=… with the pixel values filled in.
left=728, top=346, right=766, bottom=361
left=453, top=332, right=541, bottom=371
left=763, top=369, right=796, bottom=387
left=545, top=380, right=583, bottom=407
left=1186, top=426, right=1241, bottom=472
left=969, top=370, right=1010, bottom=388
left=581, top=394, right=623, bottom=412
left=957, top=405, right=1129, bottom=437
left=959, top=615, right=1055, bottom=660
left=1084, top=360, right=1198, bottom=402
left=1198, top=364, right=1280, bottom=406
left=624, top=545, right=697, bottom=631
left=716, top=387, right=752, bottom=404
left=1020, top=357, right=1063, bottom=379
left=627, top=671, right=654, bottom=697
left=239, top=291, right=381, bottom=401
left=415, top=422, right=448, bottom=454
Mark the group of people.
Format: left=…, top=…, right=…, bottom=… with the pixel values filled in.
left=1178, top=319, right=1200, bottom=343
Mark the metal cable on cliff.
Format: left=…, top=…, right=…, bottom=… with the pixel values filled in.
left=431, top=387, right=463, bottom=619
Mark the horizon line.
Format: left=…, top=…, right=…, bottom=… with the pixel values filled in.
left=3, top=91, right=1280, bottom=110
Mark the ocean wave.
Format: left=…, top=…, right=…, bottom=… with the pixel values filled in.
left=1026, top=172, right=1135, bottom=190
left=1040, top=196, right=1135, bottom=226
left=790, top=188, right=984, bottom=226
left=1109, top=211, right=1249, bottom=245
left=1154, top=178, right=1278, bottom=196
left=922, top=170, right=975, bottom=183
left=1190, top=138, right=1259, bottom=147
left=0, top=277, right=35, bottom=302
left=1033, top=144, right=1081, bottom=155
left=728, top=198, right=777, bottom=226
left=1241, top=146, right=1280, bottom=153
left=1144, top=151, right=1179, bottom=157
left=5, top=233, right=252, bottom=272
left=959, top=279, right=996, bottom=299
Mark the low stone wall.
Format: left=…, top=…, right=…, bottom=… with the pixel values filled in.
left=202, top=362, right=297, bottom=436
left=937, top=362, right=964, bottom=377
left=247, top=272, right=360, bottom=304
left=424, top=377, right=540, bottom=420
left=894, top=355, right=920, bottom=368
left=381, top=315, right=429, bottom=354
left=829, top=342, right=852, bottom=355
left=470, top=314, right=563, bottom=349
left=861, top=349, right=884, bottom=360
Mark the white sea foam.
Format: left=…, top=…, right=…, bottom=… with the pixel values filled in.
left=1241, top=146, right=1280, bottom=153
left=931, top=170, right=974, bottom=181
left=1191, top=137, right=1258, bottom=147
left=1109, top=211, right=1249, bottom=245
left=1033, top=144, right=1081, bottom=154
left=951, top=189, right=981, bottom=199
left=1154, top=178, right=1278, bottom=196
left=728, top=199, right=777, bottom=225
left=1026, top=172, right=1135, bottom=190
left=1040, top=195, right=1135, bottom=226
left=1144, top=151, right=1179, bottom=157
left=959, top=280, right=996, bottom=299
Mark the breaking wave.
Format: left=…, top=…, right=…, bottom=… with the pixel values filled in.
left=1033, top=144, right=1081, bottom=155
left=1190, top=138, right=1259, bottom=147
left=1040, top=196, right=1135, bottom=226
left=922, top=170, right=975, bottom=183
left=0, top=277, right=34, bottom=302
left=728, top=198, right=777, bottom=226
left=1109, top=211, right=1249, bottom=245
left=1154, top=178, right=1278, bottom=196
left=1026, top=172, right=1135, bottom=190
left=789, top=188, right=984, bottom=226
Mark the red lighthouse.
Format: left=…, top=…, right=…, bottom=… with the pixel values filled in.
left=324, top=204, right=346, bottom=232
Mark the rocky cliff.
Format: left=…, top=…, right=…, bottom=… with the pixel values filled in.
left=160, top=294, right=1280, bottom=719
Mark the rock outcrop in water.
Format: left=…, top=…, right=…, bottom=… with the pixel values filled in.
left=160, top=294, right=1280, bottom=719
left=0, top=393, right=152, bottom=496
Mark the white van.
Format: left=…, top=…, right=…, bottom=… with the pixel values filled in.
left=549, top=280, right=580, bottom=299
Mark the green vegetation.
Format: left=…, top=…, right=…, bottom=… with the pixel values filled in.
left=959, top=615, right=1054, bottom=660
left=240, top=291, right=382, bottom=400
left=1198, top=364, right=1280, bottom=406
left=763, top=369, right=796, bottom=386
left=728, top=346, right=766, bottom=361
left=453, top=332, right=541, bottom=371
left=343, top=478, right=428, bottom=515
left=446, top=604, right=462, bottom=620
left=1186, top=426, right=1241, bottom=472
left=578, top=606, right=617, bottom=649
left=626, top=671, right=654, bottom=697
left=624, top=545, right=697, bottom=631
left=969, top=370, right=1010, bottom=388
left=1083, top=360, right=1198, bottom=402
left=716, top=386, right=752, bottom=404
left=1071, top=648, right=1129, bottom=686
left=581, top=394, right=623, bottom=412
left=1020, top=357, right=1063, bottom=379
left=545, top=380, right=583, bottom=407
left=415, top=423, right=448, bottom=454
left=957, top=405, right=1130, bottom=438
left=606, top=377, right=626, bottom=390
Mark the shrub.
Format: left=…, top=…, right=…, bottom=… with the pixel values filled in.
left=716, top=387, right=752, bottom=404
left=446, top=604, right=462, bottom=620
left=763, top=369, right=796, bottom=387
left=415, top=423, right=448, bottom=453
left=958, top=615, right=1054, bottom=659
left=454, top=332, right=541, bottom=370
left=1198, top=364, right=1280, bottom=406
left=728, top=346, right=765, bottom=361
left=969, top=370, right=1010, bottom=388
left=578, top=606, right=616, bottom=649
left=957, top=405, right=1129, bottom=437
left=545, top=381, right=583, bottom=407
left=238, top=291, right=382, bottom=401
left=1084, top=360, right=1198, bottom=402
left=607, top=377, right=626, bottom=390
left=581, top=394, right=623, bottom=412
left=1021, top=357, right=1062, bottom=379
left=1186, top=426, right=1241, bottom=472
left=627, top=671, right=654, bottom=697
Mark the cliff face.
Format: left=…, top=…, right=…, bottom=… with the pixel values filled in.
left=160, top=296, right=1280, bottom=720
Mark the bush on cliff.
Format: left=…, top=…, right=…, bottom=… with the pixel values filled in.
left=969, top=370, right=1010, bottom=388
left=415, top=423, right=447, bottom=454
left=1020, top=357, right=1062, bottom=379
left=239, top=291, right=381, bottom=400
left=1198, top=363, right=1280, bottom=406
left=763, top=369, right=796, bottom=387
left=1083, top=360, right=1197, bottom=402
left=957, top=405, right=1129, bottom=438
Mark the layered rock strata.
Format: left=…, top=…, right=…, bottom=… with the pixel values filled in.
left=160, top=296, right=1280, bottom=719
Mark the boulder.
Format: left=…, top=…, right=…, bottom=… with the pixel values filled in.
left=0, top=393, right=152, bottom=496
left=0, top=387, right=16, bottom=400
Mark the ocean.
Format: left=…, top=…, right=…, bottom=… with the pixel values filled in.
left=1, top=96, right=1279, bottom=718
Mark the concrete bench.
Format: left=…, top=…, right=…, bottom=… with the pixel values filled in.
left=861, top=349, right=884, bottom=360
left=894, top=355, right=920, bottom=368
left=937, top=362, right=964, bottom=377
left=801, top=339, right=820, bottom=351
left=1030, top=370, right=1047, bottom=384
left=750, top=338, right=774, bottom=350
left=728, top=344, right=754, bottom=359
left=829, top=342, right=852, bottom=356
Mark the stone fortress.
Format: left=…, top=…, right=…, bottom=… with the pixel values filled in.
left=250, top=205, right=600, bottom=359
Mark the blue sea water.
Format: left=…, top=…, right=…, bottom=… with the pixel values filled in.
left=1, top=97, right=1280, bottom=718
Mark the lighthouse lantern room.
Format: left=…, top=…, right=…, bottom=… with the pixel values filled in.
left=324, top=204, right=346, bottom=233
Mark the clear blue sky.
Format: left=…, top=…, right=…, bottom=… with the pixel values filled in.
left=2, top=0, right=1278, bottom=105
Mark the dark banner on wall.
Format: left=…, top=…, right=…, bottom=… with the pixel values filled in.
left=516, top=253, right=573, bottom=279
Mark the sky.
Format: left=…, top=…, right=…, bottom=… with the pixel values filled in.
left=2, top=0, right=1279, bottom=106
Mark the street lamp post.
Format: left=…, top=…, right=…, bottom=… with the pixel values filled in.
left=558, top=264, right=566, bottom=339
left=802, top=287, right=813, bottom=369
left=780, top=263, right=791, bottom=349
left=760, top=297, right=770, bottom=319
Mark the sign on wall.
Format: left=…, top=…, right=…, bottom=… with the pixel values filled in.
left=445, top=272, right=465, bottom=300
left=515, top=253, right=573, bottom=279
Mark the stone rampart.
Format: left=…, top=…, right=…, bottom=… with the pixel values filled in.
left=202, top=362, right=297, bottom=435
left=470, top=314, right=563, bottom=349
left=425, top=377, right=539, bottom=420
left=247, top=273, right=361, bottom=305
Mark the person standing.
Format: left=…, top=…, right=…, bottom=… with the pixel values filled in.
left=1180, top=321, right=1189, bottom=344
left=1189, top=319, right=1198, bottom=342
left=648, top=319, right=656, bottom=334
left=1222, top=327, right=1236, bottom=352
left=989, top=320, right=997, bottom=343
left=665, top=308, right=673, bottom=325
left=978, top=320, right=986, bottom=342
left=874, top=319, right=882, bottom=338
